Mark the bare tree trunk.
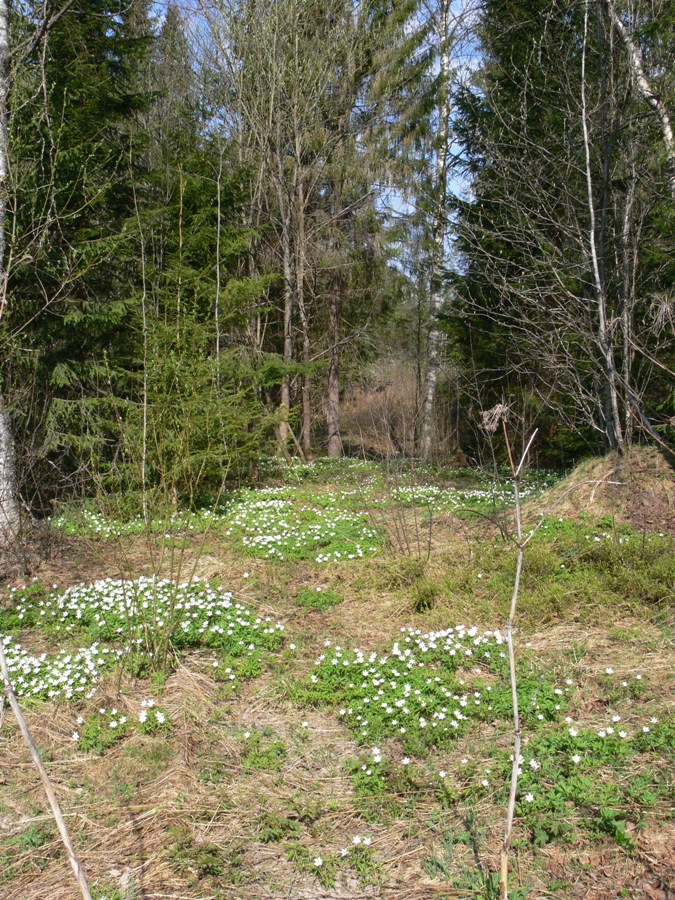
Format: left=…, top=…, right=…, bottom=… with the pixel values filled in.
left=0, top=0, right=20, bottom=547
left=215, top=146, right=223, bottom=388
left=581, top=0, right=624, bottom=453
left=606, top=0, right=675, bottom=198
left=621, top=159, right=637, bottom=445
left=418, top=0, right=451, bottom=461
left=295, top=177, right=312, bottom=458
left=278, top=204, right=294, bottom=456
left=326, top=287, right=341, bottom=459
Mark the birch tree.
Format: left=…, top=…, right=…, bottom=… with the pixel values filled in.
left=0, top=0, right=21, bottom=546
left=606, top=0, right=674, bottom=198
left=416, top=0, right=457, bottom=461
left=375, top=0, right=475, bottom=460
left=455, top=0, right=673, bottom=453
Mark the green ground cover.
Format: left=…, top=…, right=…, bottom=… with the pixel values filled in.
left=0, top=456, right=672, bottom=898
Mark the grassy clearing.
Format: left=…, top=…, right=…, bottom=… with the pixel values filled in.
left=0, top=452, right=673, bottom=898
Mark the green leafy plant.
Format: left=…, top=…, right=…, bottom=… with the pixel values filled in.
left=295, top=587, right=343, bottom=611
left=136, top=704, right=172, bottom=736
left=77, top=708, right=130, bottom=754
left=242, top=732, right=287, bottom=771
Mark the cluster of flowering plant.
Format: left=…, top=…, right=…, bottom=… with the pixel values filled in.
left=1, top=577, right=284, bottom=703
left=3, top=576, right=284, bottom=654
left=286, top=834, right=379, bottom=890
left=387, top=480, right=553, bottom=512
left=224, top=494, right=380, bottom=562
left=0, top=637, right=121, bottom=701
left=137, top=699, right=172, bottom=736
left=303, top=626, right=570, bottom=753
left=73, top=707, right=129, bottom=753
left=50, top=503, right=235, bottom=540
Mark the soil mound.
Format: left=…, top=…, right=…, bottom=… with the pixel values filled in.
left=527, top=446, right=674, bottom=533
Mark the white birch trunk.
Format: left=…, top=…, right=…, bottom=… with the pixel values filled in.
left=0, top=0, right=20, bottom=546
left=581, top=0, right=625, bottom=453
left=0, top=396, right=20, bottom=544
left=419, top=0, right=451, bottom=461
left=606, top=0, right=675, bottom=198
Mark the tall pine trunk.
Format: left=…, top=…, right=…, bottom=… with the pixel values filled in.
left=0, top=0, right=20, bottom=546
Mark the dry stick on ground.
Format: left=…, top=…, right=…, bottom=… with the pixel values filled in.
left=499, top=426, right=538, bottom=900
left=0, top=638, right=93, bottom=900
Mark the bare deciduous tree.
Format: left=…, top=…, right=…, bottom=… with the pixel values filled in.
left=0, top=0, right=21, bottom=546
left=456, top=0, right=673, bottom=453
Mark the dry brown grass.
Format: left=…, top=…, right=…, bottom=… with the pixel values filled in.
left=1, top=452, right=673, bottom=898
left=525, top=446, right=674, bottom=532
left=2, top=605, right=671, bottom=899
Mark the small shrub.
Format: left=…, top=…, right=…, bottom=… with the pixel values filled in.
left=242, top=732, right=286, bottom=771
left=257, top=810, right=301, bottom=843
left=167, top=826, right=226, bottom=881
left=411, top=578, right=439, bottom=612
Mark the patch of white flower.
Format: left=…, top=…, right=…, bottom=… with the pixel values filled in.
left=3, top=577, right=284, bottom=702
left=7, top=576, right=284, bottom=647
left=0, top=636, right=121, bottom=701
left=225, top=494, right=379, bottom=563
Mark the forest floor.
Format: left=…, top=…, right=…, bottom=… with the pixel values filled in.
left=0, top=447, right=673, bottom=899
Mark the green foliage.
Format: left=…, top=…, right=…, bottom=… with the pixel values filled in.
left=0, top=576, right=284, bottom=686
left=136, top=704, right=172, bottom=736
left=257, top=810, right=301, bottom=843
left=505, top=721, right=675, bottom=849
left=167, top=826, right=238, bottom=884
left=242, top=732, right=287, bottom=772
left=5, top=0, right=277, bottom=510
left=13, top=824, right=52, bottom=851
left=77, top=708, right=130, bottom=754
left=285, top=842, right=340, bottom=890
left=226, top=490, right=382, bottom=562
left=91, top=886, right=124, bottom=900
left=0, top=823, right=56, bottom=885
left=347, top=845, right=382, bottom=885
left=300, top=626, right=569, bottom=753
left=347, top=756, right=422, bottom=823
left=439, top=518, right=674, bottom=625
left=213, top=652, right=263, bottom=684
left=295, top=587, right=343, bottom=611
left=411, top=577, right=439, bottom=612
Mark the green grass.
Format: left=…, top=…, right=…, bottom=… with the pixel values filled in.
left=295, top=586, right=343, bottom=611
left=1, top=458, right=672, bottom=897
left=436, top=517, right=673, bottom=625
